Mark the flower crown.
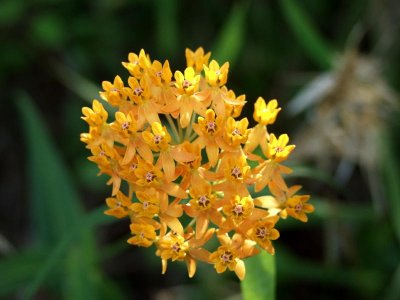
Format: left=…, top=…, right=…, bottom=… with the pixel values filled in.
left=81, top=47, right=313, bottom=280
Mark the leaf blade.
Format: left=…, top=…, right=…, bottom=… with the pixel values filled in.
left=241, top=251, right=275, bottom=300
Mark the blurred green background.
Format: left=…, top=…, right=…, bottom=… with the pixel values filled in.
left=1, top=0, right=400, bottom=299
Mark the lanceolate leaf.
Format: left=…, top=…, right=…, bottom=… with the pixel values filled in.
left=212, top=1, right=250, bottom=66
left=280, top=0, right=333, bottom=69
left=17, top=91, right=83, bottom=246
left=17, top=92, right=121, bottom=299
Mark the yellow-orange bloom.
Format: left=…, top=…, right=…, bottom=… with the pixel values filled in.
left=142, top=122, right=171, bottom=152
left=100, top=76, right=128, bottom=106
left=284, top=195, right=314, bottom=222
left=174, top=67, right=200, bottom=96
left=247, top=216, right=280, bottom=254
left=223, top=116, right=250, bottom=148
left=130, top=188, right=160, bottom=219
left=253, top=97, right=281, bottom=125
left=209, top=233, right=258, bottom=280
left=105, top=191, right=131, bottom=218
left=266, top=133, right=296, bottom=162
left=81, top=99, right=108, bottom=127
left=185, top=47, right=211, bottom=72
left=128, top=222, right=158, bottom=247
left=203, top=60, right=229, bottom=87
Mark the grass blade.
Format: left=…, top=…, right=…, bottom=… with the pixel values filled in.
left=155, top=0, right=179, bottom=58
left=0, top=251, right=46, bottom=297
left=22, top=206, right=112, bottom=299
left=17, top=92, right=119, bottom=299
left=280, top=0, right=333, bottom=69
left=212, top=1, right=250, bottom=65
left=17, top=91, right=83, bottom=246
left=382, top=132, right=400, bottom=244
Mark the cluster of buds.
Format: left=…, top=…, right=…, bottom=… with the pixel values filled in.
left=81, top=48, right=313, bottom=280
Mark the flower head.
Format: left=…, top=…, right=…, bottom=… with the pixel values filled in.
left=81, top=48, right=312, bottom=280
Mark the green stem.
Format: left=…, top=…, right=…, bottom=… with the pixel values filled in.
left=184, top=112, right=197, bottom=141
left=165, top=114, right=180, bottom=144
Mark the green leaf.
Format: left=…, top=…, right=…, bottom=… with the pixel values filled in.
left=17, top=91, right=83, bottom=246
left=0, top=0, right=26, bottom=26
left=383, top=263, right=400, bottom=300
left=382, top=132, right=400, bottom=244
left=241, top=251, right=275, bottom=300
left=280, top=0, right=333, bottom=69
left=30, top=13, right=66, bottom=48
left=0, top=251, right=47, bottom=297
left=276, top=246, right=384, bottom=294
left=212, top=1, right=250, bottom=65
left=22, top=206, right=113, bottom=299
left=52, top=61, right=100, bottom=103
left=16, top=92, right=120, bottom=299
left=155, top=0, right=179, bottom=58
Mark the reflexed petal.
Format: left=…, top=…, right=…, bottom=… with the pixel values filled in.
left=206, top=143, right=219, bottom=167
left=111, top=176, right=121, bottom=196
left=189, top=248, right=211, bottom=262
left=162, top=182, right=187, bottom=199
left=122, top=143, right=136, bottom=165
left=186, top=257, right=197, bottom=278
left=254, top=196, right=280, bottom=209
left=161, top=259, right=168, bottom=274
left=162, top=152, right=175, bottom=181
left=234, top=259, right=245, bottom=280
left=195, top=216, right=209, bottom=239
left=163, top=215, right=184, bottom=235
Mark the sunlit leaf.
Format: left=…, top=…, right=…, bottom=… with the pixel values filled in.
left=241, top=251, right=275, bottom=300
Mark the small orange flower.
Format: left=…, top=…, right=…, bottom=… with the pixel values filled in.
left=174, top=67, right=200, bottom=96
left=184, top=176, right=223, bottom=238
left=203, top=60, right=229, bottom=87
left=135, top=159, right=163, bottom=188
left=130, top=188, right=160, bottom=219
left=283, top=195, right=314, bottom=222
left=150, top=59, right=172, bottom=86
left=266, top=133, right=296, bottom=162
left=247, top=216, right=280, bottom=254
left=193, top=109, right=223, bottom=166
left=81, top=99, right=108, bottom=127
left=222, top=116, right=250, bottom=148
left=105, top=191, right=132, bottom=218
left=209, top=233, right=258, bottom=280
left=185, top=47, right=211, bottom=72
left=100, top=76, right=127, bottom=106
left=128, top=222, right=158, bottom=247
left=253, top=97, right=281, bottom=125
left=122, top=49, right=152, bottom=78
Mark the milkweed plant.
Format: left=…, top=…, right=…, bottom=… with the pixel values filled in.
left=81, top=47, right=314, bottom=280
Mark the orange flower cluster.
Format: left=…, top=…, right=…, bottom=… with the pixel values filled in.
left=81, top=48, right=313, bottom=280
